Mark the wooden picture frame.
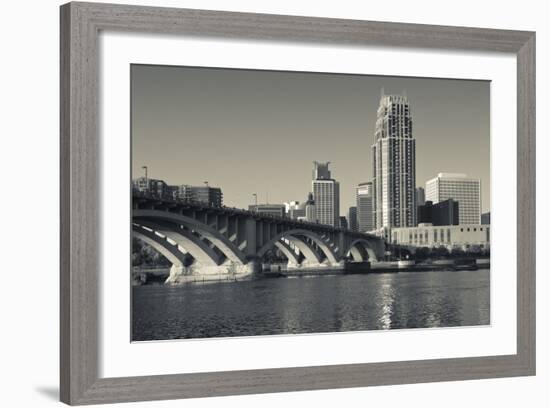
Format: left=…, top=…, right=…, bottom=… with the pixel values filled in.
left=60, top=2, right=535, bottom=405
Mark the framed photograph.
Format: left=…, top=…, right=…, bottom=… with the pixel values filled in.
left=60, top=2, right=535, bottom=405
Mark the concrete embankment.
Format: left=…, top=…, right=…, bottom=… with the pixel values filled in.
left=133, top=257, right=491, bottom=285
left=132, top=266, right=170, bottom=285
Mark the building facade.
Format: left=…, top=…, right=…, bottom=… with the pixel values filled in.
left=312, top=162, right=340, bottom=227
left=417, top=199, right=459, bottom=226
left=391, top=224, right=490, bottom=250
left=348, top=206, right=358, bottom=231
left=132, top=177, right=170, bottom=199
left=416, top=187, right=426, bottom=207
left=248, top=204, right=286, bottom=218
left=356, top=182, right=374, bottom=232
left=339, top=216, right=348, bottom=230
left=285, top=201, right=306, bottom=219
left=175, top=185, right=223, bottom=207
left=132, top=178, right=223, bottom=207
left=425, top=173, right=481, bottom=224
left=304, top=192, right=317, bottom=223
left=372, top=92, right=416, bottom=231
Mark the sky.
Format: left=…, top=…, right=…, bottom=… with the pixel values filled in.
left=131, top=64, right=490, bottom=214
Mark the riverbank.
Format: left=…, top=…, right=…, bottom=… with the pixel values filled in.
left=132, top=257, right=490, bottom=285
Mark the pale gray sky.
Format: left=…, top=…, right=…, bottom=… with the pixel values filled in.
left=131, top=64, right=490, bottom=214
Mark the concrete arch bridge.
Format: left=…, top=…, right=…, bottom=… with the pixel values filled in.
left=133, top=195, right=385, bottom=284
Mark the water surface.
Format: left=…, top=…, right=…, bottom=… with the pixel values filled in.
left=132, top=269, right=490, bottom=341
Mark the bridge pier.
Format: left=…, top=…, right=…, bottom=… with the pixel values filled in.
left=165, top=259, right=259, bottom=285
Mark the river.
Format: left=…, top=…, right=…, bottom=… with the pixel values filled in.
left=132, top=269, right=490, bottom=341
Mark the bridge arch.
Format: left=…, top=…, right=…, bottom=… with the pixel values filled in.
left=132, top=225, right=188, bottom=268
left=257, top=229, right=339, bottom=266
left=346, top=238, right=379, bottom=262
left=273, top=240, right=300, bottom=266
left=134, top=221, right=222, bottom=267
left=133, top=209, right=246, bottom=265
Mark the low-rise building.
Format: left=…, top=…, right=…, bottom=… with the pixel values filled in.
left=391, top=223, right=490, bottom=250
left=285, top=200, right=306, bottom=219
left=249, top=204, right=286, bottom=218
left=175, top=185, right=223, bottom=207
left=417, top=199, right=459, bottom=226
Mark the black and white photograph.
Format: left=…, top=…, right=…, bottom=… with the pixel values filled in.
left=131, top=64, right=491, bottom=341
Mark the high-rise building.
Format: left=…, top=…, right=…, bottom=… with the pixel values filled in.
left=356, top=182, right=374, bottom=232
left=312, top=162, right=340, bottom=227
left=312, top=161, right=331, bottom=180
left=425, top=173, right=481, bottom=224
left=372, top=91, right=416, bottom=231
left=348, top=206, right=358, bottom=231
left=416, top=187, right=426, bottom=207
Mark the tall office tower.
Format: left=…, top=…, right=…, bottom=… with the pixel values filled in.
left=356, top=182, right=374, bottom=232
left=416, top=187, right=426, bottom=206
left=312, top=161, right=331, bottom=180
left=372, top=91, right=416, bottom=230
left=312, top=162, right=340, bottom=227
left=425, top=173, right=481, bottom=224
left=348, top=206, right=358, bottom=231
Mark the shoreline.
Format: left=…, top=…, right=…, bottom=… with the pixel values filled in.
left=132, top=258, right=490, bottom=285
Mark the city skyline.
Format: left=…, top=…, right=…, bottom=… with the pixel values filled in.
left=132, top=64, right=490, bottom=215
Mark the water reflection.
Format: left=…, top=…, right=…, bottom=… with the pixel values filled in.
left=132, top=269, right=490, bottom=341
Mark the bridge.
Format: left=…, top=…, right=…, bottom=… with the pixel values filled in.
left=132, top=193, right=385, bottom=284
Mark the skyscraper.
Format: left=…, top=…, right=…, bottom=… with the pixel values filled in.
left=312, top=161, right=340, bottom=227
left=425, top=173, right=481, bottom=224
left=356, top=182, right=374, bottom=232
left=372, top=91, right=416, bottom=231
left=312, top=161, right=331, bottom=180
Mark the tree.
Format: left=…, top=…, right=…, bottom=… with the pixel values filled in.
left=414, top=247, right=431, bottom=262
left=433, top=246, right=450, bottom=259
